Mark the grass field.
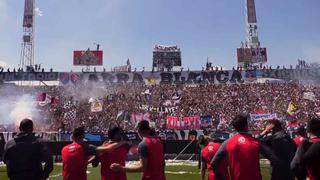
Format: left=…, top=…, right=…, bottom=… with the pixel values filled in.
left=0, top=163, right=271, bottom=180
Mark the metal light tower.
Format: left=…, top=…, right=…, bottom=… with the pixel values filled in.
left=20, top=0, right=35, bottom=70
left=245, top=0, right=260, bottom=48
left=237, top=0, right=267, bottom=68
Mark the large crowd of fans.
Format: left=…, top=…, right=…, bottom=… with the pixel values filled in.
left=1, top=81, right=319, bottom=133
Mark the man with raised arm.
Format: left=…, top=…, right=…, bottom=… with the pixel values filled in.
left=61, top=126, right=126, bottom=180
left=211, top=114, right=278, bottom=180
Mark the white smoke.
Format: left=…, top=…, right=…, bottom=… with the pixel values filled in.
left=35, top=7, right=43, bottom=17
left=0, top=87, right=40, bottom=127
left=9, top=94, right=40, bottom=126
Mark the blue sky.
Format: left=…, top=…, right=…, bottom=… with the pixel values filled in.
left=0, top=0, right=319, bottom=71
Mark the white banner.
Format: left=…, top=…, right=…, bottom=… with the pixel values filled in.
left=250, top=113, right=277, bottom=121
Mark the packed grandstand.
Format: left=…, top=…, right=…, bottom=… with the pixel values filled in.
left=0, top=67, right=319, bottom=135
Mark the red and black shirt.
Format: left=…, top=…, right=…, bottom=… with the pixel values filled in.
left=211, top=133, right=277, bottom=180
left=138, top=137, right=166, bottom=180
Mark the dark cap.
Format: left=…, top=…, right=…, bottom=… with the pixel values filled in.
left=19, top=119, right=33, bottom=133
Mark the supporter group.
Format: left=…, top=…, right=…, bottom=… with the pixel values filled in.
left=1, top=75, right=320, bottom=180
left=0, top=81, right=319, bottom=133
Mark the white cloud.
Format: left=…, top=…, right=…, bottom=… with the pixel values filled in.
left=35, top=7, right=43, bottom=17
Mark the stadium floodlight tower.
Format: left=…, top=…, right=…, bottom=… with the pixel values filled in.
left=20, top=0, right=35, bottom=71
left=246, top=0, right=259, bottom=48
left=237, top=0, right=267, bottom=68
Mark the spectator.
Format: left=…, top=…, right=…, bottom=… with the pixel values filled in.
left=291, top=118, right=320, bottom=180
left=201, top=133, right=228, bottom=180
left=2, top=119, right=53, bottom=180
left=110, top=120, right=166, bottom=180
left=293, top=126, right=307, bottom=147
left=99, top=127, right=130, bottom=180
left=211, top=114, right=278, bottom=180
left=61, top=126, right=126, bottom=180
left=259, top=120, right=296, bottom=180
left=197, top=135, right=208, bottom=169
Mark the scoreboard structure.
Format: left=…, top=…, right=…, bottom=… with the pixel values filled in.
left=237, top=0, right=268, bottom=67
left=237, top=47, right=267, bottom=65
left=73, top=49, right=103, bottom=66
left=152, top=45, right=182, bottom=71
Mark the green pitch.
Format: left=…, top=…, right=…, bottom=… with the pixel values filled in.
left=0, top=164, right=270, bottom=180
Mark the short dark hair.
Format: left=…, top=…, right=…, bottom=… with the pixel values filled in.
left=137, top=120, right=151, bottom=132
left=72, top=126, right=85, bottom=139
left=19, top=119, right=33, bottom=133
left=307, top=118, right=320, bottom=135
left=232, top=114, right=248, bottom=132
left=268, top=119, right=283, bottom=132
left=108, top=126, right=121, bottom=140
left=296, top=126, right=306, bottom=136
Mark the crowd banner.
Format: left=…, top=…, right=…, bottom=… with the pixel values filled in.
left=90, top=101, right=103, bottom=112
left=167, top=116, right=201, bottom=130
left=250, top=113, right=278, bottom=121
left=1, top=69, right=320, bottom=84
left=130, top=112, right=151, bottom=125
left=0, top=72, right=59, bottom=81
left=200, top=115, right=213, bottom=128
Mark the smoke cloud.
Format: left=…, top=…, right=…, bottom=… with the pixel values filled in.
left=0, top=86, right=40, bottom=127
left=35, top=7, right=43, bottom=17
left=9, top=94, right=40, bottom=126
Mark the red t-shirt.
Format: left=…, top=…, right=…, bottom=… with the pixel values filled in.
left=139, top=137, right=166, bottom=180
left=100, top=142, right=129, bottom=180
left=306, top=138, right=320, bottom=180
left=201, top=143, right=229, bottom=180
left=211, top=133, right=276, bottom=180
left=61, top=142, right=96, bottom=180
left=294, top=136, right=304, bottom=147
left=226, top=134, right=262, bottom=180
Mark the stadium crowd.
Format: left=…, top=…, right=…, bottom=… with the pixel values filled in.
left=40, top=82, right=320, bottom=132
left=1, top=81, right=320, bottom=133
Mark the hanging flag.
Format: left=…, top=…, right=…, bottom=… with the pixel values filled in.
left=63, top=101, right=74, bottom=109
left=287, top=101, right=298, bottom=116
left=303, top=92, right=316, bottom=102
left=117, top=111, right=125, bottom=121
left=64, top=109, right=77, bottom=120
left=37, top=92, right=54, bottom=106
left=51, top=97, right=58, bottom=107
left=91, top=101, right=103, bottom=112
left=37, top=92, right=46, bottom=101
